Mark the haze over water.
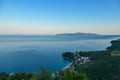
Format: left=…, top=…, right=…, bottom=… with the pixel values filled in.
left=0, top=0, right=120, bottom=73
left=0, top=36, right=119, bottom=73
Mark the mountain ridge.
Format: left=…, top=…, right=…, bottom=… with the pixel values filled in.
left=56, top=32, right=99, bottom=36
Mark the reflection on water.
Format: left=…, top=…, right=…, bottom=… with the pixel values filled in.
left=0, top=36, right=119, bottom=73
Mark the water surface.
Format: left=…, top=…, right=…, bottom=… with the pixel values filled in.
left=0, top=36, right=119, bottom=73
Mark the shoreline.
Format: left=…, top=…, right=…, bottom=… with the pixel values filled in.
left=62, top=63, right=72, bottom=70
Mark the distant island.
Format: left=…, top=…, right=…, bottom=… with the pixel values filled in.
left=55, top=32, right=120, bottom=41
left=56, top=32, right=99, bottom=36
left=56, top=32, right=120, bottom=39
left=56, top=32, right=120, bottom=36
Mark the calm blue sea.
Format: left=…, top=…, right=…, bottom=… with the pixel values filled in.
left=0, top=35, right=119, bottom=73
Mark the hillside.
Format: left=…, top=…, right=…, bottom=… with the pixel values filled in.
left=62, top=39, right=120, bottom=80
left=107, top=39, right=120, bottom=51
left=56, top=32, right=99, bottom=36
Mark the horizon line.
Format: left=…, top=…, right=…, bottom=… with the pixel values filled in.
left=0, top=32, right=120, bottom=36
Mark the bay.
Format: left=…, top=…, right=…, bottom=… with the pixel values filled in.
left=0, top=35, right=119, bottom=73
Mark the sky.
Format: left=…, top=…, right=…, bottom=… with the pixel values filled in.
left=0, top=0, right=120, bottom=35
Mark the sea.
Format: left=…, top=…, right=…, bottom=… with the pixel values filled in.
left=0, top=35, right=119, bottom=73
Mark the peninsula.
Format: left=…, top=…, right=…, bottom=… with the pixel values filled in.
left=62, top=39, right=120, bottom=80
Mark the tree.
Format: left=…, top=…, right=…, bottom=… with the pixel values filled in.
left=0, top=72, right=9, bottom=80
left=8, top=73, right=32, bottom=80
left=61, top=69, right=88, bottom=80
left=39, top=67, right=54, bottom=80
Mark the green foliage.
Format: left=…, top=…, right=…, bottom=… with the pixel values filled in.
left=7, top=73, right=32, bottom=80
left=39, top=67, right=54, bottom=80
left=75, top=55, right=120, bottom=80
left=111, top=50, right=120, bottom=54
left=78, top=50, right=110, bottom=61
left=0, top=68, right=88, bottom=80
left=61, top=69, right=88, bottom=80
left=62, top=52, right=74, bottom=62
left=62, top=39, right=120, bottom=80
left=29, top=73, right=40, bottom=80
left=0, top=72, right=9, bottom=80
left=107, top=39, right=120, bottom=51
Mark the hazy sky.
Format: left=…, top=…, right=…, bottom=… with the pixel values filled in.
left=0, top=0, right=120, bottom=35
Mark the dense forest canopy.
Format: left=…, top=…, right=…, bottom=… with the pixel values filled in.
left=62, top=39, right=120, bottom=80
left=107, top=39, right=120, bottom=51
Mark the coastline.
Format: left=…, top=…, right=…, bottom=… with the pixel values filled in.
left=62, top=63, right=72, bottom=70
